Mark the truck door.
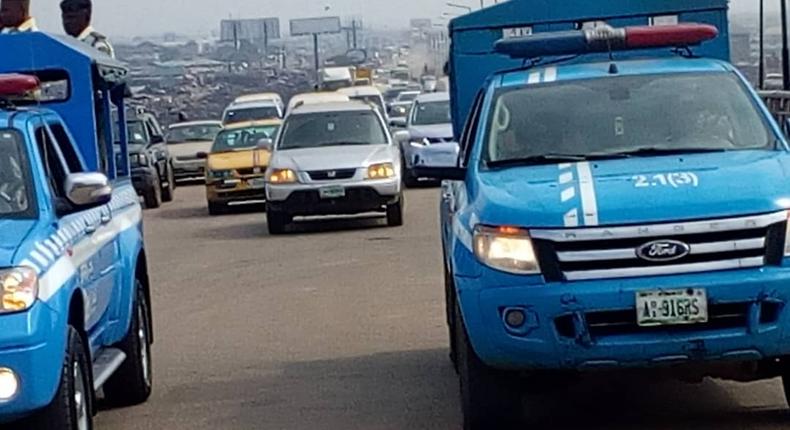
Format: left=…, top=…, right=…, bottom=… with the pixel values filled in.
left=38, top=120, right=116, bottom=333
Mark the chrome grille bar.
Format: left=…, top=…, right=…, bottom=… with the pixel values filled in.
left=565, top=257, right=765, bottom=281
left=557, top=238, right=766, bottom=263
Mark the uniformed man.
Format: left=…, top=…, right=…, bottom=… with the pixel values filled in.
left=61, top=0, right=114, bottom=58
left=0, top=0, right=37, bottom=34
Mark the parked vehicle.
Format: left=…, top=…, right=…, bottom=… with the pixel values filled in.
left=166, top=120, right=223, bottom=181
left=265, top=101, right=403, bottom=234
left=0, top=33, right=153, bottom=429
left=120, top=108, right=175, bottom=208
left=199, top=120, right=281, bottom=215
left=393, top=92, right=456, bottom=187
left=319, top=67, right=354, bottom=91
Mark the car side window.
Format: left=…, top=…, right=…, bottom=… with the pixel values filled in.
left=48, top=122, right=83, bottom=174
left=34, top=125, right=70, bottom=199
left=145, top=120, right=159, bottom=144
left=459, top=90, right=486, bottom=167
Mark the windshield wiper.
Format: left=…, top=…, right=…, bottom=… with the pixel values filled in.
left=317, top=141, right=371, bottom=147
left=488, top=154, right=588, bottom=168
left=602, top=147, right=729, bottom=157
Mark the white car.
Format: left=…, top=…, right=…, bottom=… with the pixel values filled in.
left=265, top=101, right=403, bottom=234
left=166, top=120, right=223, bottom=180
left=222, top=100, right=283, bottom=125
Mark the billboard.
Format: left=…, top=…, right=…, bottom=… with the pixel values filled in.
left=220, top=18, right=280, bottom=42
left=410, top=19, right=432, bottom=31
left=290, top=17, right=342, bottom=36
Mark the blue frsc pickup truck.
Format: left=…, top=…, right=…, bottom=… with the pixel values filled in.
left=418, top=1, right=790, bottom=428
left=0, top=34, right=153, bottom=429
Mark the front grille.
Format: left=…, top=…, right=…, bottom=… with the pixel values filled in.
left=531, top=212, right=787, bottom=282
left=308, top=169, right=357, bottom=181
left=555, top=302, right=759, bottom=339
left=235, top=167, right=264, bottom=176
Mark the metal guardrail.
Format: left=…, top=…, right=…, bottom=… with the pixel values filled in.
left=759, top=90, right=790, bottom=136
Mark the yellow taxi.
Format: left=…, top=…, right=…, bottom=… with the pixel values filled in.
left=198, top=120, right=282, bottom=215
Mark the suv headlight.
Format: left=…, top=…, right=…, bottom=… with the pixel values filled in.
left=130, top=153, right=149, bottom=167
left=269, top=168, right=298, bottom=184
left=367, top=163, right=395, bottom=179
left=473, top=226, right=541, bottom=275
left=0, top=267, right=38, bottom=313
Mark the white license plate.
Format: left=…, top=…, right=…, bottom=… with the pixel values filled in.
left=248, top=178, right=267, bottom=189
left=636, top=289, right=708, bottom=327
left=319, top=186, right=346, bottom=199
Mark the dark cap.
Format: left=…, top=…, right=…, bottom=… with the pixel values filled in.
left=60, top=0, right=91, bottom=9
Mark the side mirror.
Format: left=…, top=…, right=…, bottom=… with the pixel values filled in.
left=389, top=117, right=407, bottom=128
left=65, top=173, right=113, bottom=208
left=196, top=152, right=208, bottom=159
left=412, top=148, right=465, bottom=180
left=393, top=130, right=410, bottom=143
left=257, top=138, right=274, bottom=151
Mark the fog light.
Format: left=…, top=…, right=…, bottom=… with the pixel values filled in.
left=504, top=309, right=526, bottom=328
left=0, top=368, right=19, bottom=401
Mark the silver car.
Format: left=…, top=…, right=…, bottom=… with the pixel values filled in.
left=265, top=101, right=403, bottom=234
left=166, top=121, right=223, bottom=181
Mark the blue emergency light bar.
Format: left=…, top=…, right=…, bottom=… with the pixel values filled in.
left=494, top=24, right=719, bottom=59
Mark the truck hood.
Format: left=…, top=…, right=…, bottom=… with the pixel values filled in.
left=0, top=219, right=37, bottom=267
left=207, top=149, right=271, bottom=171
left=408, top=123, right=453, bottom=140
left=273, top=144, right=393, bottom=171
left=169, top=141, right=213, bottom=159
left=476, top=151, right=790, bottom=228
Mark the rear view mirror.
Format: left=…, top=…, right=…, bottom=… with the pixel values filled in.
left=393, top=130, right=410, bottom=143
left=257, top=138, right=274, bottom=151
left=65, top=173, right=112, bottom=208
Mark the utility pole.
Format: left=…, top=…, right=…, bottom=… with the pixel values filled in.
left=783, top=0, right=790, bottom=90
left=760, top=0, right=765, bottom=89
left=352, top=19, right=358, bottom=49
left=313, top=33, right=320, bottom=84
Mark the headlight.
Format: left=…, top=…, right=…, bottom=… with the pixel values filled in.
left=0, top=267, right=38, bottom=313
left=130, top=153, right=149, bottom=167
left=367, top=163, right=396, bottom=179
left=473, top=226, right=541, bottom=275
left=269, top=168, right=298, bottom=184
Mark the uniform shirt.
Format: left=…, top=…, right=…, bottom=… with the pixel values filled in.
left=78, top=25, right=115, bottom=58
left=0, top=17, right=37, bottom=34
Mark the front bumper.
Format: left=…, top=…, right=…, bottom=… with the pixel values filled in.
left=457, top=260, right=790, bottom=372
left=173, top=159, right=205, bottom=179
left=267, top=180, right=400, bottom=216
left=0, top=302, right=65, bottom=422
left=206, top=177, right=267, bottom=204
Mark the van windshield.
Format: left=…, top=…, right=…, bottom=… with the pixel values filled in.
left=0, top=130, right=33, bottom=218
left=224, top=106, right=281, bottom=125
left=485, top=72, right=775, bottom=165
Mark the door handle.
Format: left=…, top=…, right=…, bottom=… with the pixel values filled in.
left=101, top=210, right=112, bottom=225
left=85, top=219, right=99, bottom=234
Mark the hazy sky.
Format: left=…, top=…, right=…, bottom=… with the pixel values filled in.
left=29, top=0, right=771, bottom=38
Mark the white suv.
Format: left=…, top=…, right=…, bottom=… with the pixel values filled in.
left=265, top=101, right=403, bottom=234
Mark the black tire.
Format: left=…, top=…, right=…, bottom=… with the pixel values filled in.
left=161, top=165, right=175, bottom=203
left=143, top=177, right=162, bottom=209
left=444, top=259, right=458, bottom=372
left=208, top=201, right=226, bottom=216
left=103, top=283, right=153, bottom=407
left=456, top=304, right=522, bottom=430
left=26, top=327, right=93, bottom=430
left=402, top=155, right=419, bottom=188
left=266, top=208, right=289, bottom=235
left=386, top=195, right=404, bottom=227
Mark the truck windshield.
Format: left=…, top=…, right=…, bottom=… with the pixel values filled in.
left=211, top=125, right=280, bottom=153
left=412, top=101, right=451, bottom=126
left=279, top=111, right=387, bottom=150
left=485, top=72, right=775, bottom=165
left=0, top=130, right=33, bottom=218
left=168, top=124, right=222, bottom=144
left=224, top=106, right=280, bottom=125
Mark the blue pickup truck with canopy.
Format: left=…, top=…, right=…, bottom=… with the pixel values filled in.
left=417, top=1, right=790, bottom=429
left=0, top=33, right=153, bottom=429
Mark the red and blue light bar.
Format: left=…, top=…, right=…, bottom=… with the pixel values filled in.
left=494, top=24, right=719, bottom=59
left=0, top=74, right=40, bottom=97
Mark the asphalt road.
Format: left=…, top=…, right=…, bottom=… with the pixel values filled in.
left=96, top=184, right=790, bottom=430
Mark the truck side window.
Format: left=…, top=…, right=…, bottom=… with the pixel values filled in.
left=459, top=91, right=486, bottom=167
left=48, top=123, right=83, bottom=174
left=34, top=126, right=69, bottom=199
left=145, top=119, right=162, bottom=144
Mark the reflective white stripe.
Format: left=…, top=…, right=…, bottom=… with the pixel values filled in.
left=19, top=259, right=41, bottom=274
left=38, top=204, right=142, bottom=301
left=544, top=67, right=557, bottom=82
left=559, top=172, right=574, bottom=184
left=564, top=209, right=579, bottom=227
left=30, top=250, right=48, bottom=267
left=34, top=244, right=54, bottom=262
left=576, top=162, right=599, bottom=226
left=528, top=72, right=541, bottom=84
left=561, top=187, right=575, bottom=202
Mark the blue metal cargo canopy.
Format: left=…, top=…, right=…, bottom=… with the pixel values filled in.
left=448, top=0, right=730, bottom=137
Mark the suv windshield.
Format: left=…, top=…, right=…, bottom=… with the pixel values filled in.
left=211, top=124, right=280, bottom=153
left=223, top=106, right=280, bottom=125
left=168, top=124, right=222, bottom=144
left=113, top=120, right=147, bottom=145
left=0, top=130, right=32, bottom=218
left=412, top=100, right=451, bottom=126
left=485, top=72, right=775, bottom=165
left=279, top=111, right=387, bottom=150
left=349, top=95, right=386, bottom=117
